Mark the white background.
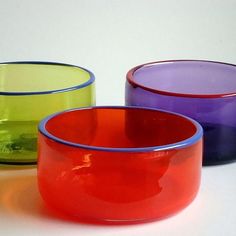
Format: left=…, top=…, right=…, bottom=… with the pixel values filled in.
left=0, top=0, right=236, bottom=235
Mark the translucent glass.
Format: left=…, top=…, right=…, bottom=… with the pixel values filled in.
left=38, top=106, right=203, bottom=223
left=0, top=62, right=95, bottom=164
left=126, top=60, right=236, bottom=165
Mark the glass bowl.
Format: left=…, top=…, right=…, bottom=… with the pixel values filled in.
left=0, top=61, right=95, bottom=164
left=126, top=60, right=236, bottom=165
left=38, top=106, right=203, bottom=224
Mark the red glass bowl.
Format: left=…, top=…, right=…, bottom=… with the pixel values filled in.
left=38, top=106, right=203, bottom=224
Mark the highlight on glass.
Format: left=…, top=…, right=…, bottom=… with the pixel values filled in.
left=0, top=61, right=95, bottom=164
left=126, top=60, right=236, bottom=166
left=38, top=106, right=203, bottom=223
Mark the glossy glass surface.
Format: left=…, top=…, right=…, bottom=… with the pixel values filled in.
left=0, top=62, right=95, bottom=164
left=126, top=60, right=236, bottom=165
left=38, top=106, right=203, bottom=223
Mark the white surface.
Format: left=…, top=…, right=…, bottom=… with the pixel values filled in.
left=0, top=0, right=236, bottom=235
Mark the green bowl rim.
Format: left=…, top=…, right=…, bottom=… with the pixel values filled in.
left=0, top=61, right=95, bottom=96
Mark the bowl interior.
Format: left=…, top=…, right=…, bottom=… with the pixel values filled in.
left=132, top=61, right=236, bottom=96
left=0, top=63, right=92, bottom=93
left=43, top=107, right=198, bottom=149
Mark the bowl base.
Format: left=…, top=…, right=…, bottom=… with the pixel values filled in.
left=203, top=156, right=236, bottom=166
left=203, top=122, right=236, bottom=166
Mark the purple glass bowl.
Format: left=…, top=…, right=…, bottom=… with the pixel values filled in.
left=126, top=60, right=236, bottom=166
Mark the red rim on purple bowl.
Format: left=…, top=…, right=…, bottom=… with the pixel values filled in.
left=127, top=59, right=236, bottom=98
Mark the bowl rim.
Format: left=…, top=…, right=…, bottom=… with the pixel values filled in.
left=126, top=59, right=236, bottom=98
left=38, top=106, right=203, bottom=152
left=0, top=61, right=95, bottom=96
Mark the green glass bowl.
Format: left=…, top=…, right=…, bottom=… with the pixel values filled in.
left=0, top=61, right=95, bottom=165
